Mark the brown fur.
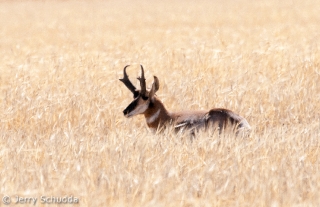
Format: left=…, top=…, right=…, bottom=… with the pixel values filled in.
left=143, top=96, right=171, bottom=129
left=142, top=96, right=250, bottom=134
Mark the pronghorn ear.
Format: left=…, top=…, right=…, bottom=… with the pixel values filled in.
left=149, top=76, right=159, bottom=102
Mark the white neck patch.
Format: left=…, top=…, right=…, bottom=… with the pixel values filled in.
left=146, top=109, right=161, bottom=124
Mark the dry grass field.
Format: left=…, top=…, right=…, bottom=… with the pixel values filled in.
left=0, top=0, right=320, bottom=206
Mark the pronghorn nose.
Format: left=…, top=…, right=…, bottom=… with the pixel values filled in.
left=123, top=99, right=138, bottom=117
left=123, top=109, right=128, bottom=116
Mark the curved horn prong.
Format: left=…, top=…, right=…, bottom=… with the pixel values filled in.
left=119, top=65, right=136, bottom=94
left=137, top=65, right=146, bottom=96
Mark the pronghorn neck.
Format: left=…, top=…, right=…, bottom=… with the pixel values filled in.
left=143, top=96, right=172, bottom=129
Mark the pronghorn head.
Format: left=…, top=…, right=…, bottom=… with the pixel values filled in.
left=120, top=65, right=159, bottom=118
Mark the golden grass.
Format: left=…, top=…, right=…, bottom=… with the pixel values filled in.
left=0, top=0, right=320, bottom=206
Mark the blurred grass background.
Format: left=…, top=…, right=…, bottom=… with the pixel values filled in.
left=0, top=0, right=320, bottom=206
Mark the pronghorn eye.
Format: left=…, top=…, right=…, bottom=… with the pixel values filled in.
left=133, top=91, right=139, bottom=98
left=141, top=95, right=148, bottom=100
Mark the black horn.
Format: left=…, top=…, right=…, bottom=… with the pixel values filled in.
left=137, top=65, right=146, bottom=96
left=119, top=65, right=136, bottom=94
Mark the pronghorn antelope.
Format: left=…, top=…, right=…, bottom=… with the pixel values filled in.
left=120, top=65, right=251, bottom=135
